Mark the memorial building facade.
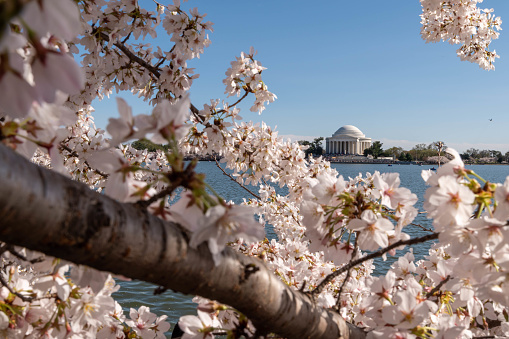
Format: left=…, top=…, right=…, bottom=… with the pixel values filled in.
left=325, top=125, right=371, bottom=155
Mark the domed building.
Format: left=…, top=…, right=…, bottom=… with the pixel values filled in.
left=325, top=125, right=371, bottom=155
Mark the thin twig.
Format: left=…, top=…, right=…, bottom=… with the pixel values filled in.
left=59, top=143, right=108, bottom=178
left=335, top=237, right=358, bottom=311
left=298, top=280, right=307, bottom=293
left=0, top=272, right=34, bottom=302
left=259, top=183, right=303, bottom=230
left=426, top=275, right=451, bottom=299
left=97, top=32, right=203, bottom=119
left=217, top=90, right=250, bottom=114
left=100, top=32, right=161, bottom=77
left=4, top=245, right=45, bottom=264
left=410, top=222, right=434, bottom=233
left=311, top=232, right=439, bottom=296
left=214, top=157, right=261, bottom=200
left=260, top=177, right=303, bottom=227
left=136, top=183, right=178, bottom=209
left=228, top=90, right=250, bottom=108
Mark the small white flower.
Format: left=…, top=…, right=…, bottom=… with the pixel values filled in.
left=425, top=175, right=475, bottom=230
left=125, top=306, right=158, bottom=338
left=179, top=310, right=220, bottom=339
left=382, top=290, right=433, bottom=329
left=107, top=98, right=135, bottom=146
left=348, top=210, right=394, bottom=251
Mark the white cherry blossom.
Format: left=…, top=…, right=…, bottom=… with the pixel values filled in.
left=424, top=175, right=475, bottom=230
left=348, top=210, right=394, bottom=251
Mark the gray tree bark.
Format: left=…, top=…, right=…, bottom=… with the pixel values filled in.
left=0, top=144, right=365, bottom=339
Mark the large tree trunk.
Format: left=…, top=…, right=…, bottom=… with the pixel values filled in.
left=0, top=144, right=365, bottom=339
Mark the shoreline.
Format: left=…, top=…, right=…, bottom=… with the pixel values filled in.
left=182, top=154, right=508, bottom=165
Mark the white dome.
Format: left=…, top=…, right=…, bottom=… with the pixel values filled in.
left=332, top=125, right=365, bottom=138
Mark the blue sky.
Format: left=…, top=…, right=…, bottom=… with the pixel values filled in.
left=91, top=0, right=509, bottom=153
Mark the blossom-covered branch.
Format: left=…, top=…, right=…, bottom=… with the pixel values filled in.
left=0, top=144, right=365, bottom=339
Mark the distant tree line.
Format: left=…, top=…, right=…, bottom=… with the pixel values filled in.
left=364, top=142, right=509, bottom=164
left=298, top=137, right=324, bottom=157
left=131, top=139, right=170, bottom=152
left=364, top=141, right=448, bottom=161
left=460, top=148, right=509, bottom=163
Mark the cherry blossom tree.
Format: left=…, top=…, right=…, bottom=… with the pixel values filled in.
left=0, top=0, right=507, bottom=338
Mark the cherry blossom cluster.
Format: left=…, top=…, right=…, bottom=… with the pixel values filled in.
left=300, top=169, right=417, bottom=262
left=176, top=296, right=258, bottom=338
left=193, top=143, right=509, bottom=338
left=73, top=0, right=212, bottom=107
left=223, top=47, right=277, bottom=114
left=0, top=245, right=170, bottom=338
left=420, top=0, right=502, bottom=70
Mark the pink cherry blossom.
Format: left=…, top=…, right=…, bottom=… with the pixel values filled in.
left=20, top=0, right=82, bottom=41
left=348, top=210, right=394, bottom=251
left=125, top=306, right=158, bottom=338
left=373, top=172, right=417, bottom=210
left=0, top=71, right=37, bottom=119
left=179, top=310, right=220, bottom=339
left=33, top=264, right=71, bottom=300
left=424, top=175, right=475, bottom=230
left=106, top=98, right=135, bottom=146
left=32, top=52, right=85, bottom=103
left=382, top=290, right=435, bottom=329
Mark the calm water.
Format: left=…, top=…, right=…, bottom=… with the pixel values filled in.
left=114, top=162, right=509, bottom=335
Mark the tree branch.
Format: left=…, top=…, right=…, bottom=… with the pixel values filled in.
left=214, top=157, right=261, bottom=200
left=99, top=32, right=161, bottom=78
left=335, top=238, right=358, bottom=311
left=311, top=233, right=439, bottom=296
left=0, top=272, right=34, bottom=302
left=0, top=144, right=365, bottom=339
left=426, top=275, right=451, bottom=299
left=98, top=32, right=202, bottom=117
left=59, top=142, right=108, bottom=178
